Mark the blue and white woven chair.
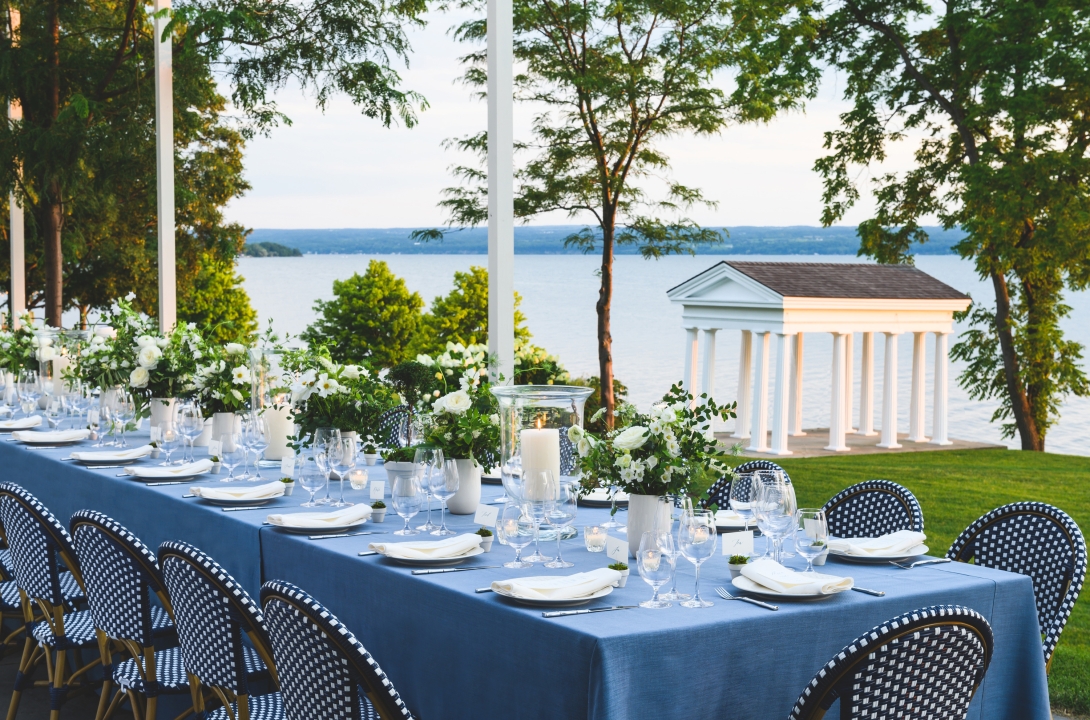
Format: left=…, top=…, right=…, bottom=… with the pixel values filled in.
left=158, top=540, right=280, bottom=720
left=701, top=460, right=793, bottom=510
left=0, top=483, right=98, bottom=720
left=374, top=406, right=410, bottom=450
left=260, top=580, right=415, bottom=720
left=821, top=480, right=924, bottom=539
left=788, top=605, right=993, bottom=720
left=946, top=502, right=1086, bottom=671
left=69, top=510, right=186, bottom=720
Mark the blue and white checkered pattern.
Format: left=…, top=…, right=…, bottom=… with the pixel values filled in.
left=701, top=460, right=792, bottom=510
left=0, top=483, right=81, bottom=607
left=374, top=406, right=410, bottom=449
left=821, top=480, right=924, bottom=539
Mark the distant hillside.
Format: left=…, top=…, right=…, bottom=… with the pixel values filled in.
left=243, top=241, right=303, bottom=257
left=246, top=225, right=966, bottom=256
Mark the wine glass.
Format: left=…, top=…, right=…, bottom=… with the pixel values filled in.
left=114, top=392, right=135, bottom=448
left=602, top=480, right=624, bottom=530
left=414, top=447, right=443, bottom=532
left=678, top=510, right=717, bottom=608
left=159, top=424, right=181, bottom=465
left=755, top=474, right=796, bottom=563
left=247, top=414, right=270, bottom=480
left=795, top=508, right=828, bottom=573
left=90, top=402, right=107, bottom=447
left=429, top=459, right=459, bottom=536
left=391, top=473, right=423, bottom=536
left=730, top=472, right=759, bottom=533
left=312, top=427, right=338, bottom=505
left=297, top=456, right=325, bottom=507
left=637, top=530, right=674, bottom=609
left=219, top=433, right=245, bottom=481
left=176, top=403, right=204, bottom=462
left=2, top=373, right=18, bottom=419
left=521, top=469, right=556, bottom=564
left=659, top=505, right=690, bottom=601
left=497, top=503, right=533, bottom=568
left=328, top=437, right=357, bottom=507
left=17, top=370, right=39, bottom=416
left=544, top=481, right=577, bottom=568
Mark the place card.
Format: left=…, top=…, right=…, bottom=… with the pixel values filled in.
left=606, top=536, right=628, bottom=563
left=208, top=440, right=222, bottom=457
left=474, top=504, right=498, bottom=527
left=722, top=530, right=754, bottom=557
left=369, top=480, right=385, bottom=500
left=280, top=451, right=295, bottom=478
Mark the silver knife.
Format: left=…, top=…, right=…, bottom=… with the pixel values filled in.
left=309, top=531, right=384, bottom=540
left=221, top=506, right=270, bottom=512
left=542, top=605, right=637, bottom=618
left=475, top=587, right=494, bottom=593
left=358, top=550, right=378, bottom=556
left=27, top=445, right=61, bottom=449
left=147, top=480, right=188, bottom=486
left=851, top=586, right=886, bottom=597
left=411, top=565, right=502, bottom=576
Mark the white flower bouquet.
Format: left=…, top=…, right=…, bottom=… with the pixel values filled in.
left=193, top=343, right=253, bottom=413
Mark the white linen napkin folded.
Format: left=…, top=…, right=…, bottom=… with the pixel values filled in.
left=741, top=558, right=853, bottom=595
left=125, top=459, right=214, bottom=479
left=828, top=530, right=926, bottom=557
left=491, top=568, right=622, bottom=600
left=714, top=509, right=747, bottom=525
left=582, top=488, right=629, bottom=503
left=189, top=480, right=285, bottom=501
left=71, top=445, right=153, bottom=462
left=12, top=429, right=90, bottom=443
left=267, top=504, right=373, bottom=528
left=368, top=533, right=482, bottom=560
left=0, top=416, right=41, bottom=430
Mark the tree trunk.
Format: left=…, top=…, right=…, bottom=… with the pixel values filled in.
left=43, top=0, right=63, bottom=327
left=596, top=218, right=615, bottom=429
left=990, top=269, right=1042, bottom=450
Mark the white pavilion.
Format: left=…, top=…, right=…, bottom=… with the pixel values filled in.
left=667, top=261, right=971, bottom=455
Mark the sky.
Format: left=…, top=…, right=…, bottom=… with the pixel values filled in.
left=221, top=10, right=920, bottom=231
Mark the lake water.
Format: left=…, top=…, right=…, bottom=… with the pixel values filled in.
left=239, top=253, right=1090, bottom=456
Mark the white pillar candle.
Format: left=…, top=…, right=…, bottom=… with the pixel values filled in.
left=262, top=405, right=296, bottom=460
left=520, top=427, right=560, bottom=499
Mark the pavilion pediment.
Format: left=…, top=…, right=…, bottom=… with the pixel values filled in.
left=667, top=262, right=783, bottom=307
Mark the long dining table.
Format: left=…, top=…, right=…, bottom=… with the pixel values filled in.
left=0, top=432, right=1053, bottom=720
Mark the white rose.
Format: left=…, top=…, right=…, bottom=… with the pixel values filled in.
left=342, top=365, right=361, bottom=380
left=155, top=337, right=169, bottom=348
left=137, top=345, right=162, bottom=369
left=431, top=395, right=447, bottom=413
left=136, top=335, right=157, bottom=348
left=567, top=425, right=584, bottom=443
left=438, top=390, right=472, bottom=415
left=36, top=347, right=56, bottom=362
left=225, top=343, right=246, bottom=355
left=94, top=326, right=116, bottom=339
left=129, top=366, right=150, bottom=388
left=577, top=438, right=592, bottom=457
left=613, top=426, right=649, bottom=451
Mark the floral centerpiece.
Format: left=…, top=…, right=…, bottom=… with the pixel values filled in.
left=422, top=374, right=500, bottom=514
left=67, top=295, right=156, bottom=391
left=193, top=342, right=253, bottom=414
left=0, top=314, right=48, bottom=373
left=127, top=322, right=204, bottom=401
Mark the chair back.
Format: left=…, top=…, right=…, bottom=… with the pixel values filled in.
left=261, top=580, right=413, bottom=720
left=789, top=605, right=993, bottom=720
left=70, top=510, right=170, bottom=647
left=374, top=406, right=410, bottom=449
left=157, top=540, right=276, bottom=696
left=0, top=483, right=82, bottom=606
left=559, top=429, right=575, bottom=475
left=821, top=480, right=924, bottom=539
left=701, top=460, right=792, bottom=510
left=946, top=502, right=1086, bottom=665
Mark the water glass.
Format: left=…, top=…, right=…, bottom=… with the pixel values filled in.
left=637, top=531, right=674, bottom=609
left=755, top=473, right=796, bottom=563
left=176, top=403, right=204, bottom=462
left=678, top=510, right=717, bottom=608
left=795, top=508, right=828, bottom=572
left=430, top=459, right=460, bottom=536
left=602, top=482, right=624, bottom=529
left=730, top=472, right=759, bottom=532
left=114, top=392, right=136, bottom=448
left=584, top=525, right=607, bottom=553
left=298, top=457, right=326, bottom=507
left=545, top=481, right=577, bottom=568
left=497, top=504, right=533, bottom=568
left=522, top=469, right=557, bottom=564
left=219, top=434, right=245, bottom=481
left=391, top=473, right=423, bottom=536
left=313, top=427, right=338, bottom=504
left=413, top=447, right=443, bottom=531
left=243, top=414, right=271, bottom=481
left=328, top=437, right=357, bottom=507
left=159, top=424, right=182, bottom=465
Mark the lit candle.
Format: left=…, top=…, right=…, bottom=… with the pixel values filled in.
left=584, top=525, right=607, bottom=552
left=643, top=550, right=661, bottom=571
left=520, top=424, right=560, bottom=499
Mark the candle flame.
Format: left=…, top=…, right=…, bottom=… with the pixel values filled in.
left=536, top=416, right=543, bottom=430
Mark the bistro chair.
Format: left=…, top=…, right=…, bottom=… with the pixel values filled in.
left=69, top=510, right=186, bottom=720
left=373, top=406, right=410, bottom=449
left=788, top=605, right=993, bottom=720
left=821, top=480, right=924, bottom=539
left=946, top=502, right=1086, bottom=670
left=559, top=429, right=576, bottom=476
left=157, top=540, right=280, bottom=720
left=0, top=483, right=99, bottom=720
left=261, top=580, right=415, bottom=720
left=701, top=460, right=793, bottom=510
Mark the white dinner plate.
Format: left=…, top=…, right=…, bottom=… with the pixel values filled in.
left=481, top=474, right=502, bottom=486
left=199, top=495, right=280, bottom=507
left=492, top=585, right=613, bottom=608
left=71, top=457, right=140, bottom=466
left=827, top=544, right=930, bottom=564
left=578, top=490, right=628, bottom=509
left=16, top=435, right=85, bottom=446
left=731, top=575, right=845, bottom=601
left=272, top=518, right=369, bottom=534
left=379, top=546, right=485, bottom=567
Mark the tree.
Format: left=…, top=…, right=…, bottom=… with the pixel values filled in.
left=178, top=252, right=258, bottom=344
left=426, top=0, right=819, bottom=426
left=302, top=260, right=424, bottom=367
left=816, top=0, right=1090, bottom=450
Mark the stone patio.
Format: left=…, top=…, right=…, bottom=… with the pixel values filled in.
left=719, top=428, right=1006, bottom=459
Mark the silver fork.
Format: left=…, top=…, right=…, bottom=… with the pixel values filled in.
left=715, top=586, right=778, bottom=611
left=890, top=558, right=951, bottom=570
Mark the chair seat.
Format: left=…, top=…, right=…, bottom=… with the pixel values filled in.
left=31, top=609, right=98, bottom=649
left=150, top=604, right=174, bottom=635
left=360, top=693, right=381, bottom=720
left=114, top=646, right=191, bottom=694
left=205, top=691, right=283, bottom=720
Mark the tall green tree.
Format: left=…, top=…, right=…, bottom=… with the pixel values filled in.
left=426, top=0, right=819, bottom=426
left=816, top=0, right=1090, bottom=450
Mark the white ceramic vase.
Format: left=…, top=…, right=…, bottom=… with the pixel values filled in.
left=626, top=493, right=672, bottom=558
left=261, top=405, right=295, bottom=460
left=383, top=462, right=415, bottom=497
left=447, top=459, right=481, bottom=515
left=193, top=418, right=213, bottom=447
left=149, top=398, right=175, bottom=431
left=211, top=412, right=240, bottom=450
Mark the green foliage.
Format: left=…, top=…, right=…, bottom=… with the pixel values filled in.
left=302, top=260, right=423, bottom=367
left=387, top=360, right=440, bottom=410
left=728, top=555, right=749, bottom=565
left=423, top=385, right=500, bottom=462
left=568, top=376, right=629, bottom=435
left=815, top=0, right=1090, bottom=449
left=608, top=562, right=628, bottom=572
left=371, top=500, right=386, bottom=509
left=382, top=445, right=420, bottom=462
left=243, top=242, right=302, bottom=257
left=475, top=527, right=492, bottom=537
left=179, top=254, right=259, bottom=345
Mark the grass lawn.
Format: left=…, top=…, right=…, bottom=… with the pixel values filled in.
left=719, top=449, right=1090, bottom=716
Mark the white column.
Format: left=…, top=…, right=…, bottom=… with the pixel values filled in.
left=733, top=330, right=753, bottom=439
left=789, top=332, right=806, bottom=436
left=877, top=332, right=902, bottom=449
left=748, top=331, right=771, bottom=452
left=154, top=0, right=176, bottom=332
left=931, top=332, right=952, bottom=445
left=825, top=333, right=849, bottom=451
left=8, top=9, right=23, bottom=329
left=487, top=0, right=515, bottom=381
left=769, top=333, right=793, bottom=456
left=856, top=332, right=876, bottom=435
left=843, top=332, right=855, bottom=433
left=908, top=331, right=928, bottom=442
left=700, top=329, right=717, bottom=405
left=682, top=327, right=699, bottom=402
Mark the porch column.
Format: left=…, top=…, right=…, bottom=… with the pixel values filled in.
left=748, top=331, right=771, bottom=452
left=733, top=330, right=753, bottom=439
left=789, top=332, right=806, bottom=436
left=877, top=332, right=902, bottom=449
left=7, top=10, right=23, bottom=328
left=843, top=332, right=855, bottom=433
left=700, top=328, right=718, bottom=406
left=825, top=332, right=849, bottom=451
left=682, top=327, right=699, bottom=403
left=908, top=331, right=928, bottom=442
left=856, top=332, right=876, bottom=435
left=154, top=0, right=177, bottom=331
left=931, top=332, right=952, bottom=445
left=769, top=332, right=793, bottom=456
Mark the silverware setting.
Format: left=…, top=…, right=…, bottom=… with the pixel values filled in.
left=542, top=605, right=637, bottom=619
left=147, top=480, right=189, bottom=487
left=851, top=586, right=886, bottom=597
left=221, top=506, right=271, bottom=512
left=891, top=558, right=951, bottom=570
left=27, top=445, right=61, bottom=449
left=411, top=565, right=502, bottom=576
left=358, top=551, right=378, bottom=556
left=182, top=493, right=195, bottom=498
left=309, top=531, right=385, bottom=540
left=475, top=587, right=494, bottom=593
left=714, top=586, right=779, bottom=611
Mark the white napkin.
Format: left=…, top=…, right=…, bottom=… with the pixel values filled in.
left=12, top=429, right=90, bottom=443
left=0, top=415, right=42, bottom=430
left=369, top=533, right=482, bottom=560
left=741, top=558, right=853, bottom=595
left=828, top=530, right=926, bottom=557
left=582, top=488, right=629, bottom=503
left=71, top=445, right=153, bottom=462
left=189, top=480, right=285, bottom=501
left=267, top=504, right=372, bottom=529
left=491, top=568, right=622, bottom=600
left=125, top=459, right=214, bottom=479
left=714, top=509, right=747, bottom=525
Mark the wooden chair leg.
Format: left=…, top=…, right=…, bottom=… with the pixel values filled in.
left=49, top=648, right=67, bottom=720
left=6, top=635, right=38, bottom=720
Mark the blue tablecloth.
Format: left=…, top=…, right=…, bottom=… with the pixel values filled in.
left=0, top=435, right=1053, bottom=719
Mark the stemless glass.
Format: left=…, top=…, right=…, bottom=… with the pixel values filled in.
left=522, top=469, right=556, bottom=564
left=391, top=473, right=423, bottom=536
left=219, top=434, right=245, bottom=481
left=637, top=530, right=674, bottom=609
left=795, top=508, right=828, bottom=573
left=497, top=504, right=533, bottom=568
left=298, top=456, right=325, bottom=507
left=414, top=447, right=443, bottom=531
left=328, top=437, right=357, bottom=507
left=678, top=510, right=717, bottom=608
left=430, top=459, right=460, bottom=536
left=159, top=424, right=181, bottom=465
left=544, top=481, right=577, bottom=568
